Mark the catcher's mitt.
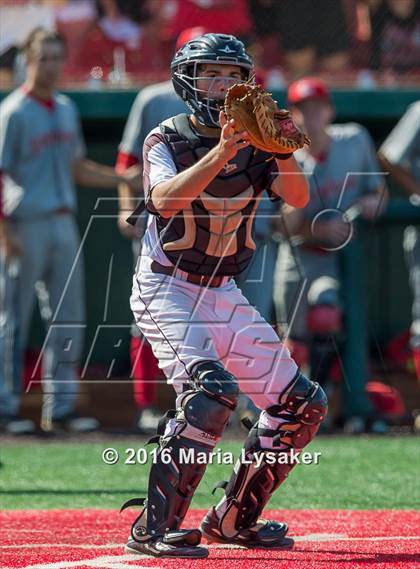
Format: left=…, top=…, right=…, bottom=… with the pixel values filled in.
left=224, top=82, right=310, bottom=155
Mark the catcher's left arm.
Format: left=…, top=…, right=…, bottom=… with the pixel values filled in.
left=224, top=82, right=310, bottom=207
left=270, top=151, right=309, bottom=208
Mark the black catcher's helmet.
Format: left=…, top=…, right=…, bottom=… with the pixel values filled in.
left=171, top=33, right=253, bottom=127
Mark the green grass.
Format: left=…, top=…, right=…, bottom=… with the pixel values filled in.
left=0, top=436, right=418, bottom=510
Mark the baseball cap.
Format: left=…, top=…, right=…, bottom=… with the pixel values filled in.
left=287, top=77, right=331, bottom=105
left=175, top=27, right=210, bottom=51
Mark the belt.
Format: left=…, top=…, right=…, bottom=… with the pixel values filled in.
left=301, top=243, right=329, bottom=255
left=8, top=208, right=73, bottom=222
left=54, top=207, right=73, bottom=215
left=151, top=261, right=230, bottom=288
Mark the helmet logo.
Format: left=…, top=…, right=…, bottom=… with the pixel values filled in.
left=218, top=45, right=236, bottom=54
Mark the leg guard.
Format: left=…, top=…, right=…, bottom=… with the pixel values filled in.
left=210, top=371, right=327, bottom=538
left=122, top=361, right=239, bottom=543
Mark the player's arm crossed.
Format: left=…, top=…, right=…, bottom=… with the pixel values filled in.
left=72, top=158, right=140, bottom=191
left=378, top=153, right=420, bottom=197
left=116, top=155, right=143, bottom=239
left=356, top=181, right=388, bottom=220
left=355, top=126, right=389, bottom=220
left=377, top=101, right=420, bottom=198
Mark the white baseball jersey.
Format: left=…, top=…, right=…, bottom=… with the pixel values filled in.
left=0, top=87, right=85, bottom=219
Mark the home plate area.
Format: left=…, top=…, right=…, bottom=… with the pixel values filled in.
left=1, top=509, right=419, bottom=569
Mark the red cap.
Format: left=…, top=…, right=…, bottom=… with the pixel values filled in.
left=366, top=381, right=405, bottom=417
left=175, top=27, right=209, bottom=51
left=287, top=77, right=331, bottom=105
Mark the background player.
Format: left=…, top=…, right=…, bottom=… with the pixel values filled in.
left=0, top=28, right=139, bottom=435
left=122, top=33, right=327, bottom=559
left=274, top=77, right=387, bottom=427
left=378, top=100, right=420, bottom=382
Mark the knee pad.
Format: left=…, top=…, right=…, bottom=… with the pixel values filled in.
left=266, top=371, right=328, bottom=449
left=192, top=360, right=239, bottom=410
left=181, top=361, right=239, bottom=442
left=157, top=361, right=239, bottom=449
left=307, top=305, right=342, bottom=336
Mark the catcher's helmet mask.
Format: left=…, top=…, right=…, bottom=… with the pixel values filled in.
left=171, top=33, right=253, bottom=127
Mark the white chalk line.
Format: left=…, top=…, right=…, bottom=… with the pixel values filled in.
left=0, top=535, right=416, bottom=569
left=3, top=533, right=420, bottom=551
left=19, top=556, right=162, bottom=569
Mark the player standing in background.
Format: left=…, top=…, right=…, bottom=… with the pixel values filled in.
left=121, top=33, right=327, bottom=559
left=0, top=28, right=139, bottom=435
left=116, top=27, right=206, bottom=433
left=274, top=78, right=387, bottom=427
left=378, top=101, right=420, bottom=382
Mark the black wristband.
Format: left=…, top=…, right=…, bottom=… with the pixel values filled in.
left=273, top=152, right=293, bottom=160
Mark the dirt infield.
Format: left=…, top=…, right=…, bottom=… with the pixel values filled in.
left=1, top=509, right=419, bottom=568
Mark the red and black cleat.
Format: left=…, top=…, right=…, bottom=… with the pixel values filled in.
left=201, top=507, right=294, bottom=549
left=125, top=528, right=209, bottom=558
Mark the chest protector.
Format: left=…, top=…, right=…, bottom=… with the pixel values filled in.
left=155, top=114, right=276, bottom=276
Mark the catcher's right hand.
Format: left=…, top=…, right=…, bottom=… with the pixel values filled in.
left=217, top=111, right=250, bottom=162
left=224, top=82, right=310, bottom=155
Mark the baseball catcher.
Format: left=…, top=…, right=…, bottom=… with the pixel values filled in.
left=121, top=33, right=326, bottom=559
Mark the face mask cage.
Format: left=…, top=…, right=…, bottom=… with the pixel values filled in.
left=173, top=60, right=253, bottom=127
